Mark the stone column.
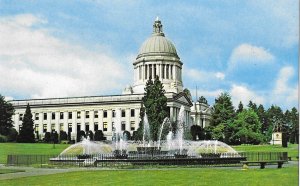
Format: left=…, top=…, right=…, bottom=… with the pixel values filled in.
left=90, top=110, right=94, bottom=132
left=164, top=64, right=167, bottom=79
left=126, top=108, right=130, bottom=131
left=173, top=65, right=176, bottom=80
left=170, top=107, right=174, bottom=122
left=99, top=109, right=103, bottom=131
left=135, top=108, right=140, bottom=131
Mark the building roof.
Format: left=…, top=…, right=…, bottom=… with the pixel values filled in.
left=136, top=18, right=179, bottom=59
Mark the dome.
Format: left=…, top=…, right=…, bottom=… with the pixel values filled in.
left=137, top=35, right=178, bottom=58
left=136, top=18, right=179, bottom=59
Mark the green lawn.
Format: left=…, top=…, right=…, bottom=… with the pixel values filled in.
left=233, top=143, right=299, bottom=160
left=0, top=169, right=25, bottom=174
left=0, top=143, right=70, bottom=164
left=0, top=166, right=298, bottom=186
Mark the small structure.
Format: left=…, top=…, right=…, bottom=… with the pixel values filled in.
left=271, top=120, right=282, bottom=145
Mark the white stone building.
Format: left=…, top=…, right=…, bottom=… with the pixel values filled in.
left=10, top=18, right=195, bottom=141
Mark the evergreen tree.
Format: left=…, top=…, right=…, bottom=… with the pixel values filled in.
left=142, top=76, right=168, bottom=141
left=17, top=104, right=35, bottom=143
left=236, top=101, right=244, bottom=114
left=286, top=107, right=299, bottom=144
left=0, top=95, right=15, bottom=136
left=198, top=96, right=208, bottom=104
left=210, top=92, right=235, bottom=142
left=266, top=105, right=284, bottom=142
left=257, top=104, right=269, bottom=136
left=248, top=100, right=257, bottom=112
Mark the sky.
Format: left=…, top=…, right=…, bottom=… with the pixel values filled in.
left=0, top=0, right=298, bottom=110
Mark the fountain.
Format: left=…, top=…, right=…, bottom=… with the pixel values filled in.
left=52, top=105, right=244, bottom=165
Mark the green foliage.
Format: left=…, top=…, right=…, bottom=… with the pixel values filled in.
left=228, top=109, right=263, bottom=145
left=17, top=104, right=35, bottom=143
left=285, top=107, right=299, bottom=144
left=94, top=130, right=105, bottom=141
left=7, top=128, right=18, bottom=142
left=0, top=134, right=8, bottom=142
left=198, top=96, right=208, bottom=104
left=123, top=130, right=131, bottom=140
left=87, top=130, right=94, bottom=140
left=0, top=95, right=15, bottom=136
left=44, top=132, right=51, bottom=143
left=190, top=125, right=205, bottom=140
left=77, top=130, right=86, bottom=142
left=236, top=101, right=243, bottom=114
left=59, top=131, right=68, bottom=141
left=51, top=131, right=59, bottom=144
left=210, top=92, right=235, bottom=142
left=141, top=76, right=168, bottom=141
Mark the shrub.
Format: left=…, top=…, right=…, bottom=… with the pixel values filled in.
left=7, top=128, right=18, bottom=142
left=123, top=130, right=131, bottom=140
left=77, top=130, right=86, bottom=142
left=87, top=130, right=94, bottom=140
left=60, top=131, right=68, bottom=141
left=44, top=132, right=51, bottom=143
left=94, top=130, right=105, bottom=141
left=0, top=135, right=8, bottom=142
left=51, top=131, right=59, bottom=144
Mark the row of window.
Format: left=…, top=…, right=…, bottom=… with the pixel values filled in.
left=19, top=109, right=136, bottom=121
left=29, top=121, right=136, bottom=133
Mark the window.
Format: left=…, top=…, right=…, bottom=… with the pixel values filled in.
left=112, top=122, right=115, bottom=131
left=103, top=122, right=108, bottom=131
left=68, top=112, right=72, bottom=119
left=77, top=111, right=81, bottom=119
left=94, top=111, right=98, bottom=118
left=94, top=122, right=98, bottom=131
left=77, top=123, right=81, bottom=132
left=35, top=124, right=39, bottom=132
left=43, top=113, right=47, bottom=120
left=170, top=65, right=173, bottom=79
left=35, top=113, right=39, bottom=120
left=145, top=65, right=148, bottom=79
left=149, top=64, right=152, bottom=78
left=162, top=64, right=165, bottom=79
left=112, top=110, right=116, bottom=118
left=85, top=122, right=89, bottom=131
left=68, top=123, right=72, bottom=132
left=85, top=111, right=89, bottom=119
left=60, top=123, right=64, bottom=131
left=51, top=124, right=55, bottom=131
left=60, top=112, right=64, bottom=120
left=131, top=109, right=135, bottom=117
left=43, top=124, right=47, bottom=133
left=121, top=121, right=126, bottom=131
left=19, top=114, right=23, bottom=121
left=52, top=112, right=55, bottom=120
left=122, top=110, right=125, bottom=117
left=103, top=110, right=107, bottom=118
left=130, top=121, right=135, bottom=131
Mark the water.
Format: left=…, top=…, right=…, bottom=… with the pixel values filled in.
left=157, top=117, right=170, bottom=149
left=143, top=112, right=150, bottom=147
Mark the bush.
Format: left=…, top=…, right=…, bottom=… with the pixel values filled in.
left=87, top=130, right=94, bottom=140
left=51, top=131, right=59, bottom=144
left=77, top=130, right=86, bottom=142
left=7, top=128, right=18, bottom=142
left=60, top=131, right=68, bottom=141
left=94, top=130, right=105, bottom=141
left=123, top=130, right=131, bottom=140
left=0, top=135, right=8, bottom=142
left=44, top=132, right=51, bottom=143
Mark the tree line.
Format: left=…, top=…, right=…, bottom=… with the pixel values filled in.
left=191, top=92, right=299, bottom=145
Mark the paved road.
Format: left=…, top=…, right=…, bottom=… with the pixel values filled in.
left=0, top=161, right=298, bottom=180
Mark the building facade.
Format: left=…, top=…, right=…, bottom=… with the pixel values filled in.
left=10, top=18, right=195, bottom=141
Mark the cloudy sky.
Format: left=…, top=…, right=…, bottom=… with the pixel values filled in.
left=0, top=0, right=298, bottom=110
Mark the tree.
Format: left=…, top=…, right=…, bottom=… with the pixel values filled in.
left=60, top=131, right=68, bottom=141
left=266, top=105, right=284, bottom=142
left=256, top=104, right=269, bottom=136
left=285, top=107, right=299, bottom=144
left=210, top=92, right=235, bottom=142
left=198, top=96, right=208, bottom=104
left=248, top=101, right=257, bottom=112
left=94, top=130, right=105, bottom=141
left=228, top=109, right=263, bottom=145
left=142, top=76, right=168, bottom=141
left=76, top=130, right=86, bottom=142
left=236, top=101, right=244, bottom=114
left=0, top=95, right=15, bottom=136
left=17, top=104, right=35, bottom=143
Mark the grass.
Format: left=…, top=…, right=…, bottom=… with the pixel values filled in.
left=0, top=166, right=298, bottom=186
left=0, top=169, right=25, bottom=174
left=0, top=143, right=70, bottom=164
left=233, top=143, right=299, bottom=160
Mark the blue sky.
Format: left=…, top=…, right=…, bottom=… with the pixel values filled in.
left=0, top=0, right=298, bottom=110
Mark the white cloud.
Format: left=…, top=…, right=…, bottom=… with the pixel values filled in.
left=189, top=88, right=224, bottom=103
left=184, top=68, right=225, bottom=82
left=215, top=72, right=225, bottom=80
left=229, top=43, right=274, bottom=68
left=0, top=14, right=130, bottom=99
left=272, top=66, right=298, bottom=107
left=230, top=84, right=265, bottom=107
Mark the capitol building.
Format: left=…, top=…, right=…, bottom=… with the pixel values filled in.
left=10, top=18, right=211, bottom=140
